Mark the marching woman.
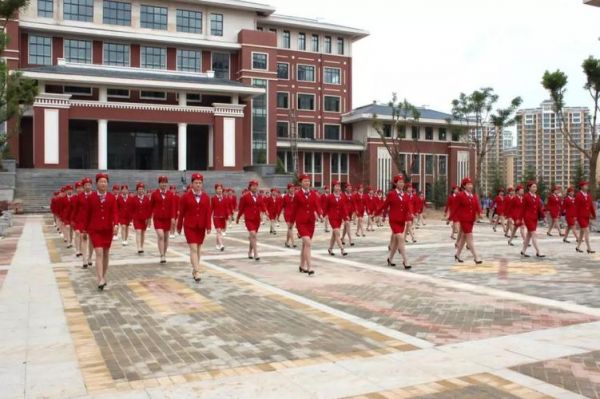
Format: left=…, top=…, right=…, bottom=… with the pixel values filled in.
left=445, top=185, right=460, bottom=240
left=366, top=187, right=376, bottom=232
left=380, top=175, right=412, bottom=269
left=112, top=184, right=121, bottom=241
left=211, top=183, right=228, bottom=251
left=575, top=181, right=596, bottom=254
left=341, top=183, right=355, bottom=247
left=293, top=174, right=323, bottom=276
left=116, top=184, right=131, bottom=246
left=60, top=185, right=75, bottom=247
left=508, top=185, right=526, bottom=246
left=521, top=181, right=545, bottom=258
left=236, top=180, right=267, bottom=260
left=454, top=177, right=483, bottom=264
left=415, top=191, right=426, bottom=227
left=177, top=173, right=212, bottom=283
left=72, top=181, right=84, bottom=257
left=504, top=187, right=515, bottom=238
left=150, top=176, right=177, bottom=264
left=404, top=183, right=417, bottom=243
left=324, top=180, right=349, bottom=257
left=127, top=182, right=151, bottom=254
left=74, top=178, right=94, bottom=268
left=563, top=186, right=579, bottom=244
left=169, top=185, right=180, bottom=239
left=374, top=189, right=385, bottom=227
left=353, top=185, right=367, bottom=237
left=321, top=186, right=330, bottom=233
left=265, top=188, right=279, bottom=235
left=85, top=173, right=118, bottom=291
left=282, top=183, right=297, bottom=248
left=491, top=188, right=506, bottom=233
left=546, top=185, right=563, bottom=237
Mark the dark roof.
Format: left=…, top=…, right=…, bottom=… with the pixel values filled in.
left=21, top=65, right=252, bottom=88
left=348, top=103, right=454, bottom=121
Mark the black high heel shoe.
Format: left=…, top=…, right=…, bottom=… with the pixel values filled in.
left=536, top=253, right=546, bottom=258
left=193, top=276, right=201, bottom=283
left=98, top=283, right=107, bottom=291
left=576, top=247, right=584, bottom=253
left=298, top=266, right=306, bottom=273
left=255, top=257, right=260, bottom=261
left=342, top=251, right=348, bottom=256
left=387, top=258, right=396, bottom=267
left=563, top=238, right=570, bottom=243
left=350, top=242, right=355, bottom=247
left=285, top=243, right=291, bottom=248
left=587, top=250, right=596, bottom=254
left=307, top=270, right=315, bottom=276
left=474, top=259, right=483, bottom=264
left=403, top=262, right=412, bottom=270
left=454, top=255, right=464, bottom=263
left=328, top=248, right=335, bottom=256
left=521, top=251, right=530, bottom=258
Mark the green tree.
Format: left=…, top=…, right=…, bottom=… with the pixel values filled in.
left=542, top=56, right=600, bottom=195
left=523, top=166, right=536, bottom=184
left=0, top=0, right=38, bottom=162
left=488, top=161, right=504, bottom=196
left=431, top=175, right=447, bottom=209
left=572, top=162, right=586, bottom=188
left=450, top=88, right=522, bottom=196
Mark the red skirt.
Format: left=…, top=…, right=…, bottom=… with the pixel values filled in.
left=133, top=218, right=147, bottom=231
left=329, top=217, right=343, bottom=230
left=297, top=222, right=315, bottom=239
left=284, top=212, right=295, bottom=224
left=390, top=220, right=406, bottom=234
left=73, top=222, right=86, bottom=232
left=244, top=218, right=260, bottom=232
left=153, top=217, right=171, bottom=230
left=213, top=217, right=226, bottom=229
left=513, top=217, right=523, bottom=227
left=524, top=218, right=538, bottom=232
left=118, top=216, right=130, bottom=225
left=578, top=217, right=590, bottom=229
left=184, top=226, right=206, bottom=244
left=566, top=216, right=576, bottom=227
left=460, top=221, right=474, bottom=234
left=89, top=229, right=114, bottom=249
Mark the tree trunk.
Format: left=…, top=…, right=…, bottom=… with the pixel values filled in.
left=590, top=150, right=599, bottom=196
left=475, top=154, right=484, bottom=196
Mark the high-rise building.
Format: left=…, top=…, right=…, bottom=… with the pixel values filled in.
left=515, top=100, right=591, bottom=188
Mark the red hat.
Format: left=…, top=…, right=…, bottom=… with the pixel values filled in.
left=451, top=184, right=458, bottom=190
left=74, top=181, right=82, bottom=188
left=367, top=186, right=373, bottom=191
left=393, top=175, right=404, bottom=184
left=579, top=180, right=589, bottom=188
left=498, top=187, right=504, bottom=192
left=526, top=180, right=536, bottom=189
left=121, top=184, right=129, bottom=190
left=323, top=185, right=329, bottom=190
left=169, top=185, right=176, bottom=190
left=81, top=177, right=92, bottom=185
left=507, top=187, right=514, bottom=192
left=345, top=183, right=353, bottom=189
left=552, top=185, right=561, bottom=191
left=406, top=182, right=413, bottom=188
left=357, top=184, right=363, bottom=190
left=64, top=184, right=73, bottom=191
left=377, top=189, right=383, bottom=194
left=96, top=173, right=109, bottom=182
left=191, top=173, right=203, bottom=182
left=112, top=184, right=119, bottom=191
left=332, top=179, right=341, bottom=187
left=461, top=177, right=472, bottom=187
left=270, top=188, right=277, bottom=193
left=136, top=182, right=145, bottom=190
left=59, top=186, right=66, bottom=192
left=567, top=186, right=575, bottom=193
left=214, top=183, right=223, bottom=190
left=53, top=191, right=59, bottom=196
left=158, top=175, right=168, bottom=183
left=298, top=174, right=310, bottom=182
left=515, top=184, right=524, bottom=191
left=248, top=179, right=259, bottom=188
left=287, top=183, right=294, bottom=189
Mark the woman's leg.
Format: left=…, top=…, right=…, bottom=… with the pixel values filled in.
left=94, top=247, right=104, bottom=284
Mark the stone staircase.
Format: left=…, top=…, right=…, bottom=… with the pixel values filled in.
left=15, top=169, right=269, bottom=213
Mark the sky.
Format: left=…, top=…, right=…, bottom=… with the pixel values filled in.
left=268, top=0, right=600, bottom=120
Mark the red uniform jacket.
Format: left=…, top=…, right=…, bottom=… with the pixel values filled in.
left=455, top=191, right=481, bottom=223
left=493, top=195, right=505, bottom=215
left=150, top=190, right=177, bottom=220
left=85, top=192, right=118, bottom=232
left=116, top=194, right=131, bottom=224
left=73, top=191, right=92, bottom=230
left=414, top=196, right=425, bottom=214
left=292, top=189, right=323, bottom=226
left=379, top=189, right=411, bottom=223
left=323, top=193, right=348, bottom=225
left=236, top=192, right=267, bottom=225
left=127, top=195, right=151, bottom=221
left=504, top=195, right=514, bottom=218
left=563, top=195, right=577, bottom=220
left=177, top=191, right=211, bottom=232
left=320, top=193, right=328, bottom=215
left=172, top=193, right=180, bottom=217
left=211, top=195, right=229, bottom=220
left=50, top=196, right=58, bottom=216
left=546, top=194, right=562, bottom=218
left=265, top=195, right=280, bottom=220
left=511, top=195, right=524, bottom=222
left=575, top=191, right=596, bottom=220
left=523, top=193, right=543, bottom=223
left=343, top=192, right=354, bottom=217
left=60, top=195, right=75, bottom=224
left=282, top=193, right=296, bottom=223
left=372, top=196, right=384, bottom=216
left=352, top=192, right=367, bottom=216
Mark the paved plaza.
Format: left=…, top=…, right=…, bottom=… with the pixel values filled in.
left=1, top=213, right=600, bottom=398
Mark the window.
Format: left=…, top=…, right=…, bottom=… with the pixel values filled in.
left=252, top=53, right=267, bottom=70
left=140, top=90, right=166, bottom=100
left=337, top=37, right=344, bottom=55
left=103, top=43, right=129, bottom=66
left=324, top=36, right=332, bottom=53
left=525, top=114, right=534, bottom=125
left=177, top=49, right=201, bottom=72
left=212, top=52, right=229, bottom=79
left=411, top=154, right=419, bottom=174
left=38, top=0, right=53, bottom=17
left=398, top=125, right=406, bottom=139
left=438, top=127, right=447, bottom=141
left=277, top=62, right=289, bottom=79
left=298, top=123, right=314, bottom=139
left=304, top=152, right=322, bottom=173
left=451, top=132, right=460, bottom=141
left=382, top=124, right=392, bottom=138
left=141, top=5, right=167, bottom=30
left=297, top=94, right=315, bottom=110
left=311, top=34, right=319, bottom=52
left=571, top=112, right=581, bottom=124
left=324, top=67, right=341, bottom=84
left=276, top=92, right=288, bottom=109
left=277, top=121, right=288, bottom=138
left=103, top=0, right=131, bottom=25
left=438, top=155, right=447, bottom=175
left=210, top=13, right=223, bottom=36
left=186, top=93, right=202, bottom=105
left=324, top=125, right=340, bottom=140
left=324, top=96, right=340, bottom=112
left=277, top=150, right=293, bottom=172
left=64, top=86, right=92, bottom=95
left=331, top=152, right=349, bottom=175
left=28, top=35, right=51, bottom=65
left=141, top=46, right=166, bottom=69
left=425, top=127, right=433, bottom=140
left=252, top=79, right=268, bottom=164
left=411, top=126, right=419, bottom=139
left=176, top=9, right=201, bottom=33
left=298, top=32, right=306, bottom=50
left=399, top=154, right=406, bottom=172
left=297, top=65, right=315, bottom=82
left=64, top=0, right=93, bottom=21
left=64, top=39, right=92, bottom=63
left=282, top=31, right=290, bottom=48
left=425, top=154, right=433, bottom=174
left=107, top=88, right=129, bottom=98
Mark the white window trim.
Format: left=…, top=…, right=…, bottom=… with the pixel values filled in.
left=323, top=94, right=341, bottom=113
left=282, top=30, right=291, bottom=49
left=324, top=36, right=332, bottom=54
left=276, top=91, right=289, bottom=109
left=311, top=34, right=320, bottom=53
left=209, top=12, right=224, bottom=37
left=323, top=123, right=341, bottom=141
left=140, top=90, right=167, bottom=100
left=303, top=151, right=323, bottom=186
left=106, top=88, right=130, bottom=98
left=276, top=120, right=289, bottom=137
left=330, top=152, right=349, bottom=181
left=297, top=32, right=306, bottom=51
left=140, top=45, right=167, bottom=70
left=140, top=4, right=168, bottom=30
left=175, top=8, right=203, bottom=34
left=297, top=92, right=316, bottom=111
left=176, top=48, right=202, bottom=72
left=63, top=37, right=93, bottom=64
left=102, top=41, right=131, bottom=67
left=296, top=63, right=316, bottom=82
left=28, top=34, right=52, bottom=65
left=424, top=154, right=434, bottom=176
left=64, top=85, right=93, bottom=96
left=437, top=154, right=448, bottom=176
left=210, top=51, right=231, bottom=80
left=297, top=121, right=316, bottom=139
left=276, top=61, right=290, bottom=80
left=251, top=78, right=269, bottom=165
left=251, top=51, right=268, bottom=71
left=323, top=66, right=341, bottom=85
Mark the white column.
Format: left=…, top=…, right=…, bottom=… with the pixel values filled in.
left=208, top=125, right=214, bottom=168
left=178, top=92, right=187, bottom=106
left=99, top=87, right=107, bottom=102
left=98, top=119, right=108, bottom=170
left=231, top=94, right=239, bottom=105
left=178, top=122, right=187, bottom=171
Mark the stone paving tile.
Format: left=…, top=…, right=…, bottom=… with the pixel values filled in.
left=512, top=350, right=600, bottom=398
left=210, top=253, right=598, bottom=345
left=0, top=215, right=25, bottom=266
